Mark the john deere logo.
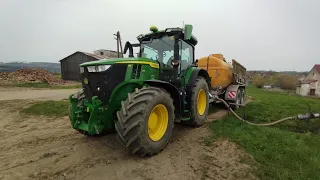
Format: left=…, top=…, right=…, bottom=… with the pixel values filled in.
left=84, top=78, right=89, bottom=84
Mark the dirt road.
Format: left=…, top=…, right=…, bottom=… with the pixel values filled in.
left=0, top=87, right=79, bottom=101
left=0, top=88, right=256, bottom=180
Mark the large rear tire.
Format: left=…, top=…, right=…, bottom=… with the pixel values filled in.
left=187, top=77, right=209, bottom=127
left=115, top=87, right=175, bottom=156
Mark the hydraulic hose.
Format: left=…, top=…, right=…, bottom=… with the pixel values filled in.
left=216, top=97, right=319, bottom=126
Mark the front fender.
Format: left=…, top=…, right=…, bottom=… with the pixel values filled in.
left=107, top=81, right=143, bottom=122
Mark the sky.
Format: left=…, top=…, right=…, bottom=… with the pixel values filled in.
left=0, top=0, right=319, bottom=71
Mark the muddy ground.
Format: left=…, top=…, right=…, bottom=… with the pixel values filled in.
left=0, top=88, right=257, bottom=180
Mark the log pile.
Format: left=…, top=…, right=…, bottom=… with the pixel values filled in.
left=0, top=69, right=65, bottom=85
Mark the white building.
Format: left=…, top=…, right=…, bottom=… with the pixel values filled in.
left=296, top=64, right=320, bottom=97
left=93, top=49, right=120, bottom=57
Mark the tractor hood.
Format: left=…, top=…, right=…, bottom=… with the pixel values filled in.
left=80, top=57, right=155, bottom=67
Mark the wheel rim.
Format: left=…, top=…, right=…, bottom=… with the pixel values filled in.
left=148, top=104, right=169, bottom=141
left=197, top=89, right=207, bottom=115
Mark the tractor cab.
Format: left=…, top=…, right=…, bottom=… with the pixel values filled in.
left=124, top=25, right=198, bottom=87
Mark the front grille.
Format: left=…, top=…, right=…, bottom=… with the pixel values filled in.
left=81, top=64, right=127, bottom=104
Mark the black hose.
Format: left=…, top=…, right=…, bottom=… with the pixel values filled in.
left=216, top=97, right=319, bottom=126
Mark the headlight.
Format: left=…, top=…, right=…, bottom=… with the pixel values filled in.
left=97, top=65, right=111, bottom=72
left=87, top=65, right=111, bottom=72
left=87, top=66, right=96, bottom=72
left=80, top=67, right=84, bottom=73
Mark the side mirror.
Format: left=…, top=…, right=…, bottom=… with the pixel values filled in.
left=124, top=41, right=134, bottom=57
left=184, top=24, right=193, bottom=40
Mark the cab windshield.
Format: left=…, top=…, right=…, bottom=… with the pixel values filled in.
left=140, top=35, right=194, bottom=72
left=140, top=36, right=175, bottom=66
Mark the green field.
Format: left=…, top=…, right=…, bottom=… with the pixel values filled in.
left=210, top=86, right=320, bottom=180
left=22, top=100, right=69, bottom=117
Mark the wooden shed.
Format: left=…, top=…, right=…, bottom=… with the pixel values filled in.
left=59, top=50, right=118, bottom=81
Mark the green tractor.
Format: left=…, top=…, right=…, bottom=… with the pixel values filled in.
left=68, top=24, right=212, bottom=156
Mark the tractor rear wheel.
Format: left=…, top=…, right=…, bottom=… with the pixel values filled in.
left=187, top=76, right=209, bottom=127
left=115, top=87, right=175, bottom=156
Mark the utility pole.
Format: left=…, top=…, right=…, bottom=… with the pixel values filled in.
left=118, top=31, right=123, bottom=58
left=114, top=31, right=123, bottom=58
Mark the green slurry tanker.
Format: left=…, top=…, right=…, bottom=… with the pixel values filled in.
left=68, top=25, right=246, bottom=156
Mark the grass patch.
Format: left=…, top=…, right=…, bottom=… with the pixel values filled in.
left=210, top=86, right=320, bottom=180
left=22, top=100, right=69, bottom=117
left=15, top=82, right=81, bottom=89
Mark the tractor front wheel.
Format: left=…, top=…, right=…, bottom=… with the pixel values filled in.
left=115, top=87, right=175, bottom=156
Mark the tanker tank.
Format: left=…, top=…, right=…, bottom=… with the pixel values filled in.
left=197, top=54, right=233, bottom=89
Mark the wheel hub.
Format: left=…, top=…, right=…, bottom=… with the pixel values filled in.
left=148, top=113, right=158, bottom=129
left=148, top=104, right=168, bottom=141
left=197, top=89, right=207, bottom=115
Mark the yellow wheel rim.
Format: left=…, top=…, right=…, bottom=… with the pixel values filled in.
left=148, top=104, right=169, bottom=141
left=197, top=89, right=207, bottom=115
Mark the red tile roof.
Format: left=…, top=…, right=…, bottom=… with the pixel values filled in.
left=315, top=64, right=320, bottom=72
left=301, top=79, right=318, bottom=84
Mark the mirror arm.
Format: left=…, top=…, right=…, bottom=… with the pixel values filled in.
left=124, top=41, right=134, bottom=57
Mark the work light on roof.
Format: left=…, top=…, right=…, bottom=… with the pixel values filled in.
left=150, top=26, right=158, bottom=33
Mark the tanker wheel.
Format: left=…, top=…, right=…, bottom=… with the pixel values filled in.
left=115, top=87, right=175, bottom=156
left=230, top=89, right=244, bottom=110
left=187, top=76, right=209, bottom=127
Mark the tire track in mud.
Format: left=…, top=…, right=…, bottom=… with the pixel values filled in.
left=0, top=98, right=257, bottom=180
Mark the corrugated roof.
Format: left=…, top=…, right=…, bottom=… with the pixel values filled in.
left=94, top=49, right=119, bottom=53
left=80, top=51, right=112, bottom=59
left=301, top=79, right=318, bottom=84
left=59, top=51, right=117, bottom=62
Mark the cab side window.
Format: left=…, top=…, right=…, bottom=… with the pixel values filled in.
left=179, top=40, right=194, bottom=72
left=142, top=47, right=158, bottom=60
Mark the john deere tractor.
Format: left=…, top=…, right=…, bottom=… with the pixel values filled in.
left=68, top=25, right=211, bottom=156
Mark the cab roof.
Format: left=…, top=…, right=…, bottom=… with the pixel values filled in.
left=137, top=27, right=198, bottom=46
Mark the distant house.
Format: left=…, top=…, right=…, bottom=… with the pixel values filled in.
left=297, top=74, right=306, bottom=83
left=59, top=49, right=118, bottom=81
left=296, top=64, right=320, bottom=97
